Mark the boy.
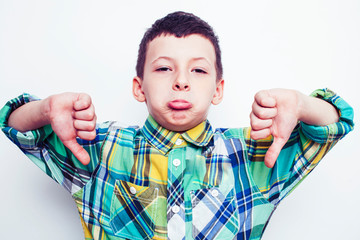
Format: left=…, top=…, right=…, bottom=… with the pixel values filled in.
left=0, top=11, right=354, bottom=240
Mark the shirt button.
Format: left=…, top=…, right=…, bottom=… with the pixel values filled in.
left=175, top=139, right=183, bottom=146
left=129, top=186, right=137, bottom=195
left=173, top=158, right=181, bottom=167
left=211, top=189, right=219, bottom=197
left=172, top=205, right=180, bottom=214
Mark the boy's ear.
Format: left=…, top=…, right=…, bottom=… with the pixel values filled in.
left=211, top=79, right=224, bottom=105
left=132, top=76, right=146, bottom=102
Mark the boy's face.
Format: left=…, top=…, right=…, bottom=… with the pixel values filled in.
left=133, top=34, right=224, bottom=132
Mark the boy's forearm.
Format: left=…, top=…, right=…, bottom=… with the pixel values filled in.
left=8, top=98, right=51, bottom=132
left=298, top=91, right=339, bottom=126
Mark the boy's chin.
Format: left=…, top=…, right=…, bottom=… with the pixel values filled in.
left=166, top=119, right=207, bottom=132
left=160, top=121, right=193, bottom=132
left=152, top=111, right=207, bottom=132
left=167, top=125, right=193, bottom=132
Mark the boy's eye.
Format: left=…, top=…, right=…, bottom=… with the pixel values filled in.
left=156, top=67, right=171, bottom=72
left=192, top=68, right=207, bottom=74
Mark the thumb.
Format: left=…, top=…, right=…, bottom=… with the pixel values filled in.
left=264, top=137, right=287, bottom=168
left=62, top=139, right=90, bottom=165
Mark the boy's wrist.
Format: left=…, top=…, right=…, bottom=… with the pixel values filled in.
left=296, top=91, right=310, bottom=123
left=39, top=97, right=52, bottom=126
left=296, top=91, right=339, bottom=126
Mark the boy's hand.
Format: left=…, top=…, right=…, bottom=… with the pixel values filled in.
left=250, top=88, right=339, bottom=168
left=250, top=89, right=300, bottom=168
left=45, top=93, right=96, bottom=165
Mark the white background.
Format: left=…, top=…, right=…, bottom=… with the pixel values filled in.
left=0, top=1, right=359, bottom=239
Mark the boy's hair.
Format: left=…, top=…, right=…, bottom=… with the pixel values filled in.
left=136, top=11, right=223, bottom=81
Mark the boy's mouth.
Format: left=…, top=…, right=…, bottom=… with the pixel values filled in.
left=168, top=99, right=192, bottom=110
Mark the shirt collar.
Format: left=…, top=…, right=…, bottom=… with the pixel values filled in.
left=141, top=115, right=214, bottom=155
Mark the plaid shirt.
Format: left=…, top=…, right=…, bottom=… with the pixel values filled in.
left=0, top=89, right=354, bottom=240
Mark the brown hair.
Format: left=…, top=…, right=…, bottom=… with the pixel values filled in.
left=136, top=11, right=223, bottom=81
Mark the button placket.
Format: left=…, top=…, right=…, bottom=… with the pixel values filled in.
left=167, top=146, right=187, bottom=238
left=173, top=158, right=181, bottom=167
left=169, top=149, right=185, bottom=173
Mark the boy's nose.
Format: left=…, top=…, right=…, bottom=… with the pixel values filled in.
left=173, top=74, right=190, bottom=91
left=174, top=82, right=190, bottom=91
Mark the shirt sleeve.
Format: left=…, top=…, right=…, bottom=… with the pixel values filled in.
left=244, top=88, right=354, bottom=206
left=0, top=93, right=111, bottom=195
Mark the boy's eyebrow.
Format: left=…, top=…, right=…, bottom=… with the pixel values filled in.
left=151, top=56, right=212, bottom=66
left=191, top=57, right=211, bottom=66
left=151, top=56, right=173, bottom=64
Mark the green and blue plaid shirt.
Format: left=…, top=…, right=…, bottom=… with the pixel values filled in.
left=0, top=89, right=354, bottom=240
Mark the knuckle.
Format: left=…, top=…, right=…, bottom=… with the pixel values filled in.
left=83, top=130, right=96, bottom=141
left=250, top=131, right=259, bottom=140
left=79, top=93, right=92, bottom=106
left=251, top=101, right=258, bottom=111
left=255, top=90, right=266, bottom=98
left=249, top=111, right=255, bottom=120
left=259, top=98, right=267, bottom=107
left=250, top=130, right=256, bottom=139
left=255, top=90, right=272, bottom=107
left=89, top=122, right=96, bottom=131
left=85, top=111, right=93, bottom=119
left=86, top=122, right=94, bottom=130
left=252, top=120, right=261, bottom=130
left=257, top=109, right=267, bottom=118
left=90, top=131, right=96, bottom=139
left=254, top=91, right=263, bottom=99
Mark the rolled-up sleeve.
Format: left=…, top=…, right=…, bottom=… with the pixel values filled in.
left=0, top=93, right=109, bottom=195
left=245, top=88, right=354, bottom=206
left=300, top=88, right=354, bottom=143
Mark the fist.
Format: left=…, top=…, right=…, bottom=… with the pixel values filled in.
left=250, top=89, right=300, bottom=168
left=46, top=92, right=97, bottom=165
